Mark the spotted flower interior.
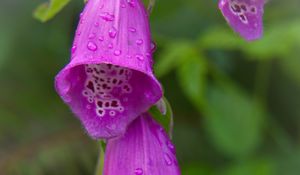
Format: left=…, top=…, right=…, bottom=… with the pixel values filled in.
left=82, top=64, right=133, bottom=118
left=60, top=63, right=161, bottom=139
left=219, top=0, right=265, bottom=40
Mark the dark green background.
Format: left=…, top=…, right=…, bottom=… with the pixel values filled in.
left=0, top=0, right=300, bottom=174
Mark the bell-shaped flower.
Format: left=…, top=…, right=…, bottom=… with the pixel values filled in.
left=219, top=0, right=265, bottom=41
left=55, top=0, right=162, bottom=139
left=104, top=113, right=180, bottom=175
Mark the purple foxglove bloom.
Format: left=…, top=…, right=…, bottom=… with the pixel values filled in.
left=219, top=0, right=265, bottom=41
left=104, top=113, right=180, bottom=175
left=55, top=0, right=162, bottom=139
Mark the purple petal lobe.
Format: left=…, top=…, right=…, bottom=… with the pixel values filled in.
left=55, top=0, right=162, bottom=139
left=104, top=113, right=181, bottom=175
left=219, top=0, right=265, bottom=41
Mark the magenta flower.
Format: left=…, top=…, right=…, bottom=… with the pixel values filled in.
left=55, top=0, right=162, bottom=139
left=104, top=113, right=180, bottom=175
left=219, top=0, right=265, bottom=41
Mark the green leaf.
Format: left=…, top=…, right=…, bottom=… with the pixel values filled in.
left=177, top=52, right=207, bottom=109
left=223, top=158, right=274, bottom=175
left=279, top=50, right=300, bottom=86
left=154, top=41, right=196, bottom=78
left=182, top=163, right=214, bottom=175
left=276, top=149, right=300, bottom=175
left=149, top=97, right=174, bottom=138
left=33, top=0, right=71, bottom=22
left=203, top=81, right=265, bottom=158
left=0, top=27, right=14, bottom=70
left=199, top=20, right=300, bottom=60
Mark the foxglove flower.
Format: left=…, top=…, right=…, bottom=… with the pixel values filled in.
left=219, top=0, right=265, bottom=41
left=55, top=0, right=162, bottom=139
left=104, top=113, right=180, bottom=175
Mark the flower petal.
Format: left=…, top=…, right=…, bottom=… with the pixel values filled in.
left=219, top=0, right=265, bottom=41
left=55, top=0, right=162, bottom=139
left=104, top=113, right=180, bottom=175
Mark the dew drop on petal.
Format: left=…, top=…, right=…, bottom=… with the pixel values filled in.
left=114, top=50, right=122, bottom=56
left=134, top=168, right=143, bottom=175
left=108, top=43, right=114, bottom=49
left=87, top=41, right=98, bottom=51
left=146, top=53, right=151, bottom=58
left=80, top=19, right=85, bottom=24
left=99, top=4, right=104, bottom=9
left=88, top=33, right=96, bottom=39
left=121, top=2, right=126, bottom=8
left=135, top=54, right=144, bottom=61
left=127, top=0, right=135, bottom=7
left=164, top=153, right=173, bottom=166
left=151, top=41, right=157, bottom=53
left=98, top=36, right=104, bottom=41
left=71, top=45, right=77, bottom=54
left=136, top=39, right=143, bottom=45
left=167, top=141, right=175, bottom=153
left=100, top=12, right=115, bottom=21
left=94, top=22, right=100, bottom=27
left=129, top=27, right=136, bottom=33
left=109, top=27, right=117, bottom=38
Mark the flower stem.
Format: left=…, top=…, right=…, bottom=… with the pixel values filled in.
left=94, top=141, right=105, bottom=175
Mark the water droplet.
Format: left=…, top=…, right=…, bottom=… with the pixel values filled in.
left=146, top=53, right=151, bottom=58
left=126, top=55, right=132, bottom=59
left=114, top=50, right=122, bottom=56
left=76, top=31, right=81, bottom=36
left=87, top=41, right=98, bottom=51
left=167, top=141, right=175, bottom=153
left=121, top=3, right=126, bottom=8
left=80, top=19, right=85, bottom=24
left=134, top=168, right=143, bottom=175
left=164, top=153, right=173, bottom=166
left=151, top=41, right=157, bottom=53
left=159, top=127, right=164, bottom=132
left=88, top=33, right=96, bottom=39
left=100, top=12, right=115, bottom=21
left=71, top=45, right=77, bottom=54
left=108, top=43, right=114, bottom=49
left=135, top=54, right=144, bottom=61
left=79, top=12, right=84, bottom=18
left=64, top=94, right=72, bottom=103
left=136, top=39, right=143, bottom=45
left=94, top=22, right=100, bottom=27
left=109, top=27, right=117, bottom=38
left=127, top=0, right=135, bottom=7
left=129, top=27, right=136, bottom=33
left=98, top=36, right=104, bottom=41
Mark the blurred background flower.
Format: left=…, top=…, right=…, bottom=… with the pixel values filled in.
left=0, top=0, right=300, bottom=174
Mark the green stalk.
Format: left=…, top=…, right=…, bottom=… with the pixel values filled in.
left=94, top=141, right=105, bottom=175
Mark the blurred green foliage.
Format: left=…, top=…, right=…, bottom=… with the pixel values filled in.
left=1, top=0, right=300, bottom=174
